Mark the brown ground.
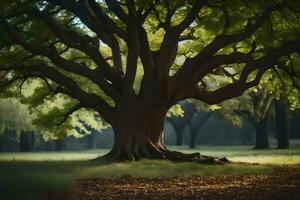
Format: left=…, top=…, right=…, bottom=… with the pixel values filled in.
left=75, top=165, right=300, bottom=200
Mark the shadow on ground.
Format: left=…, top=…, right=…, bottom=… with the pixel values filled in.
left=76, top=165, right=300, bottom=200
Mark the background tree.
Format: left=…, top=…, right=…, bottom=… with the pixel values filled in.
left=275, top=97, right=290, bottom=149
left=190, top=98, right=242, bottom=148
left=0, top=0, right=300, bottom=162
left=291, top=109, right=300, bottom=138
left=188, top=112, right=211, bottom=149
left=0, top=98, right=34, bottom=151
left=260, top=56, right=300, bottom=149
left=86, top=130, right=98, bottom=149
left=167, top=102, right=195, bottom=146
left=238, top=88, right=274, bottom=149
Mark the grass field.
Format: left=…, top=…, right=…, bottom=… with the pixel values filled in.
left=1, top=140, right=300, bottom=200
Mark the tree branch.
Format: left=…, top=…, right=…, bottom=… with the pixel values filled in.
left=16, top=63, right=115, bottom=124
left=56, top=103, right=82, bottom=126
left=155, top=0, right=207, bottom=83
left=176, top=40, right=300, bottom=105
left=0, top=16, right=121, bottom=103
left=47, top=0, right=126, bottom=72
left=105, top=0, right=131, bottom=25
left=186, top=51, right=254, bottom=86
left=173, top=3, right=285, bottom=86
left=122, top=30, right=139, bottom=98
left=173, top=0, right=208, bottom=34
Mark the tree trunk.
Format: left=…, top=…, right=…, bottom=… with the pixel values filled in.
left=43, top=140, right=54, bottom=151
left=55, top=138, right=66, bottom=151
left=19, top=131, right=32, bottom=152
left=290, top=111, right=300, bottom=138
left=254, top=117, right=269, bottom=149
left=175, top=126, right=185, bottom=146
left=189, top=113, right=211, bottom=149
left=275, top=98, right=290, bottom=149
left=189, top=126, right=197, bottom=149
left=100, top=104, right=228, bottom=164
left=167, top=102, right=197, bottom=146
left=30, top=131, right=35, bottom=150
left=87, top=131, right=97, bottom=149
left=168, top=118, right=185, bottom=146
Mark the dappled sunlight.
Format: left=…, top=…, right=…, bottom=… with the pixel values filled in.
left=1, top=144, right=300, bottom=164
left=0, top=149, right=108, bottom=161
left=229, top=155, right=300, bottom=165
left=0, top=145, right=299, bottom=199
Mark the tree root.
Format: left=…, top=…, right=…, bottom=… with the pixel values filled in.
left=95, top=146, right=230, bottom=165
left=161, top=149, right=230, bottom=164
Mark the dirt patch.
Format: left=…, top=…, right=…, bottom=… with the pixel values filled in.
left=76, top=165, right=300, bottom=200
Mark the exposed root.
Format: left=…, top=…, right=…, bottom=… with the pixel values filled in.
left=160, top=149, right=230, bottom=164
left=95, top=145, right=230, bottom=165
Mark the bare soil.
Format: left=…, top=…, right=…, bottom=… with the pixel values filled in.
left=76, top=165, right=300, bottom=200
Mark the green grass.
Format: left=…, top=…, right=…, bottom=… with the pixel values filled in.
left=1, top=140, right=300, bottom=200
left=0, top=160, right=273, bottom=200
left=0, top=149, right=109, bottom=161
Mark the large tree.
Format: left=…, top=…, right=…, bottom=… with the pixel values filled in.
left=1, top=0, right=300, bottom=162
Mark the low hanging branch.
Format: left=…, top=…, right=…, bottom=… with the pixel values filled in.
left=56, top=103, right=83, bottom=126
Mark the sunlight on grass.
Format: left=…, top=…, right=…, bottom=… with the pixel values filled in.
left=1, top=142, right=300, bottom=164
left=1, top=142, right=300, bottom=200
left=0, top=149, right=109, bottom=161
left=0, top=159, right=274, bottom=200
left=229, top=155, right=300, bottom=164
left=75, top=160, right=273, bottom=179
left=168, top=141, right=300, bottom=165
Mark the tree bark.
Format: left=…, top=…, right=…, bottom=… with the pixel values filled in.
left=254, top=117, right=269, bottom=149
left=275, top=98, right=290, bottom=149
left=102, top=106, right=167, bottom=161
left=99, top=102, right=229, bottom=164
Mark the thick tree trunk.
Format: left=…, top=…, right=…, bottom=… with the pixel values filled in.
left=103, top=108, right=167, bottom=161
left=19, top=131, right=32, bottom=152
left=275, top=98, right=290, bottom=149
left=55, top=138, right=66, bottom=151
left=100, top=104, right=229, bottom=164
left=254, top=117, right=269, bottom=149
